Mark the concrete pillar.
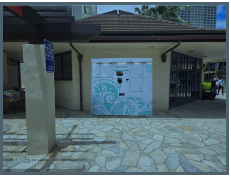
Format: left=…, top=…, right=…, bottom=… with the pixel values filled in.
left=3, top=52, right=9, bottom=109
left=23, top=44, right=56, bottom=154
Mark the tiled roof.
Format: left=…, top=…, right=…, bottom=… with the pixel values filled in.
left=76, top=10, right=226, bottom=35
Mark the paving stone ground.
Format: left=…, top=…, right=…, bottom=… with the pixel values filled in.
left=3, top=95, right=227, bottom=172
left=3, top=117, right=226, bottom=172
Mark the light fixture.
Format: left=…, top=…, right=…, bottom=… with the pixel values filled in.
left=149, top=46, right=154, bottom=48
left=203, top=56, right=207, bottom=57
left=188, top=51, right=195, bottom=52
left=89, top=46, right=94, bottom=49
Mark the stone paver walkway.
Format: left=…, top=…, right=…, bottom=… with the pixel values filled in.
left=3, top=118, right=226, bottom=172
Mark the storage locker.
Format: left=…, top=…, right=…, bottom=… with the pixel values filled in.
left=91, top=58, right=152, bottom=116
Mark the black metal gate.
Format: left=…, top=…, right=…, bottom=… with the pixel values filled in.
left=169, top=51, right=202, bottom=109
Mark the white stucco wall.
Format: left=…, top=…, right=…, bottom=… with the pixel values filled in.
left=55, top=81, right=75, bottom=110
left=75, top=48, right=171, bottom=112
left=3, top=52, right=9, bottom=109
left=72, top=50, right=80, bottom=110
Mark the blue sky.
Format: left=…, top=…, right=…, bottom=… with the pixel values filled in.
left=216, top=5, right=226, bottom=29
left=97, top=5, right=226, bottom=29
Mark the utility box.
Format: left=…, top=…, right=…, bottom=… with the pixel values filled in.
left=91, top=58, right=152, bottom=116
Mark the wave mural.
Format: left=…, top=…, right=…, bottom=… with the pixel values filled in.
left=92, top=78, right=152, bottom=115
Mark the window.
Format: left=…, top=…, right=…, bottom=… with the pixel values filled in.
left=54, top=51, right=72, bottom=80
left=210, top=63, right=215, bottom=71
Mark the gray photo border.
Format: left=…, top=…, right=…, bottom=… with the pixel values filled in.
left=1, top=1, right=229, bottom=175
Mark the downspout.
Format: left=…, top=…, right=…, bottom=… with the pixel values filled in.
left=161, top=40, right=181, bottom=62
left=69, top=42, right=83, bottom=111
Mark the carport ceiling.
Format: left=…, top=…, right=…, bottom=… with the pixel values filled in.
left=3, top=42, right=28, bottom=60
left=3, top=42, right=73, bottom=60
left=174, top=42, right=226, bottom=63
left=3, top=41, right=226, bottom=63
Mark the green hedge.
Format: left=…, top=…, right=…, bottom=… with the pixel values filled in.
left=202, top=82, right=211, bottom=91
left=202, top=81, right=226, bottom=91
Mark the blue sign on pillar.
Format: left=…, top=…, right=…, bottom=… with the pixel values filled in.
left=44, top=39, right=55, bottom=73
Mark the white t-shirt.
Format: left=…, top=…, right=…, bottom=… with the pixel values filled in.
left=219, top=80, right=225, bottom=87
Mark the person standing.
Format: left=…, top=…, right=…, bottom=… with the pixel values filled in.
left=211, top=77, right=216, bottom=94
left=215, top=76, right=219, bottom=92
left=218, top=77, right=225, bottom=95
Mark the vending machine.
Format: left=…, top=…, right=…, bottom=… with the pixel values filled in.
left=91, top=58, right=152, bottom=116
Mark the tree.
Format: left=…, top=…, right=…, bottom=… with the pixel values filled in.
left=135, top=5, right=191, bottom=25
left=203, top=62, right=210, bottom=72
left=134, top=5, right=151, bottom=16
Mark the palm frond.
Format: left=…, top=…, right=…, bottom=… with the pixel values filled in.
left=134, top=5, right=191, bottom=23
left=134, top=7, right=141, bottom=14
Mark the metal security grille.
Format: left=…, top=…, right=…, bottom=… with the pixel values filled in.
left=169, top=51, right=202, bottom=108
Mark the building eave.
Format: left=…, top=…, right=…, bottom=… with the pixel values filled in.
left=89, top=35, right=226, bottom=43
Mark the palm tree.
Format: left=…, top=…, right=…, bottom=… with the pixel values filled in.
left=135, top=5, right=151, bottom=16
left=135, top=5, right=191, bottom=25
